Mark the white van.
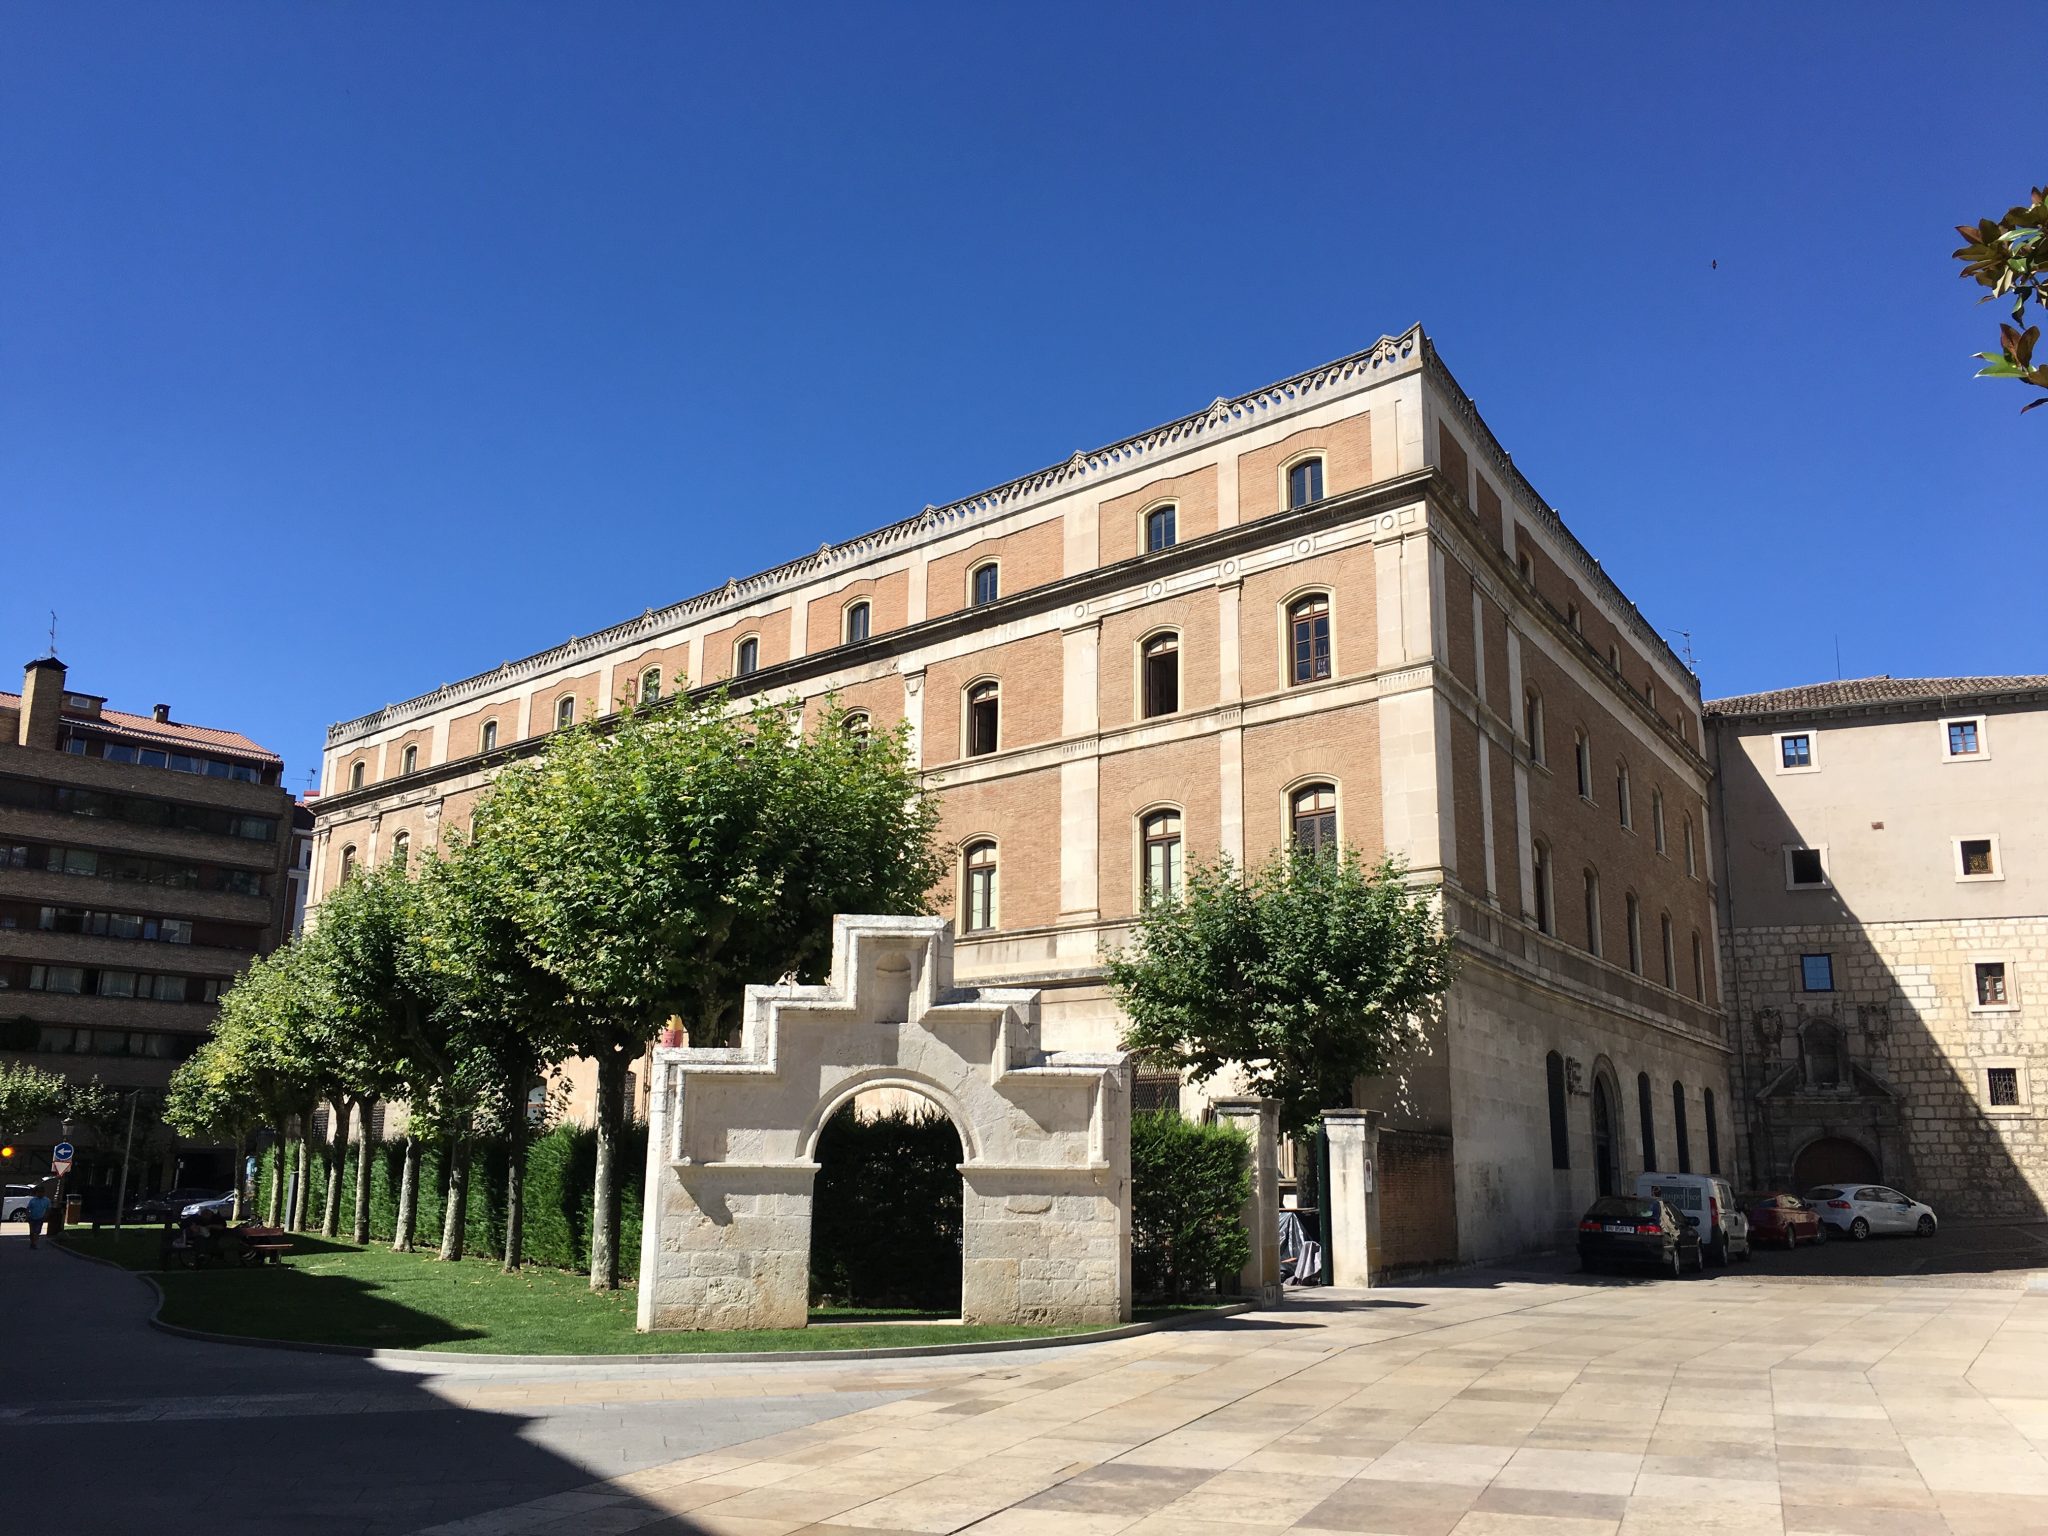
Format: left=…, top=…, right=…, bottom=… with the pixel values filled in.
left=1636, top=1172, right=1750, bottom=1265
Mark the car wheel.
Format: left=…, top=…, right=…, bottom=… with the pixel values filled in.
left=1917, top=1215, right=1936, bottom=1238
left=1813, top=1223, right=1827, bottom=1245
left=1710, top=1236, right=1728, bottom=1266
left=1691, top=1242, right=1707, bottom=1273
left=1850, top=1217, right=1870, bottom=1241
left=1666, top=1246, right=1682, bottom=1279
left=1786, top=1228, right=1797, bottom=1251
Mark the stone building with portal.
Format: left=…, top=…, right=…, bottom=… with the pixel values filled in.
left=311, top=328, right=1732, bottom=1268
left=1710, top=676, right=2048, bottom=1217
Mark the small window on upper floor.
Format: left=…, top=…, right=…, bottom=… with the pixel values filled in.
left=1523, top=689, right=1545, bottom=764
left=1989, top=1066, right=2022, bottom=1107
left=556, top=696, right=575, bottom=730
left=1944, top=716, right=1986, bottom=760
left=1615, top=761, right=1633, bottom=829
left=1779, top=732, right=1814, bottom=771
left=962, top=841, right=998, bottom=932
left=1802, top=953, right=1835, bottom=992
left=1786, top=846, right=1828, bottom=888
left=966, top=682, right=1000, bottom=757
left=1652, top=790, right=1667, bottom=854
left=339, top=844, right=358, bottom=882
left=1288, top=595, right=1331, bottom=685
left=1145, top=504, right=1177, bottom=553
left=640, top=667, right=661, bottom=703
left=970, top=562, right=999, bottom=607
left=1976, top=961, right=2010, bottom=1008
left=1142, top=633, right=1181, bottom=718
left=841, top=710, right=872, bottom=740
left=734, top=637, right=759, bottom=677
left=401, top=745, right=418, bottom=776
left=481, top=720, right=498, bottom=752
left=349, top=761, right=365, bottom=791
left=1574, top=731, right=1592, bottom=800
left=1957, top=836, right=2001, bottom=881
left=1517, top=549, right=1533, bottom=583
left=390, top=830, right=411, bottom=868
left=1567, top=602, right=1581, bottom=633
left=1683, top=815, right=1698, bottom=877
left=1286, top=456, right=1324, bottom=509
left=844, top=600, right=871, bottom=644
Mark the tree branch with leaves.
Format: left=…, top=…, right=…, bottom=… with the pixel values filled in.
left=1955, top=185, right=2048, bottom=412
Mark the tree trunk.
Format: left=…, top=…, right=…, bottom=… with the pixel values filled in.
left=352, top=1099, right=377, bottom=1245
left=392, top=1135, right=421, bottom=1252
left=291, top=1104, right=316, bottom=1231
left=589, top=1047, right=628, bottom=1290
left=232, top=1129, right=246, bottom=1222
left=264, top=1133, right=284, bottom=1226
left=503, top=1070, right=529, bottom=1273
left=438, top=1131, right=471, bottom=1262
left=320, top=1095, right=351, bottom=1238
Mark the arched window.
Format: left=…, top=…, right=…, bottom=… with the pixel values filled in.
left=1660, top=912, right=1676, bottom=988
left=1704, top=1087, right=1721, bottom=1175
left=556, top=696, right=575, bottom=730
left=1803, top=1021, right=1842, bottom=1089
left=390, top=830, right=410, bottom=867
left=1638, top=1071, right=1657, bottom=1170
left=640, top=667, right=661, bottom=703
left=962, top=841, right=997, bottom=932
left=1291, top=783, right=1337, bottom=856
left=1691, top=930, right=1706, bottom=999
left=1523, top=689, right=1545, bottom=764
left=1615, top=761, right=1632, bottom=829
left=970, top=562, right=999, bottom=607
left=1531, top=839, right=1553, bottom=935
left=339, top=844, right=358, bottom=882
left=1286, top=456, right=1325, bottom=509
left=966, top=681, right=1000, bottom=756
left=1145, top=504, right=1177, bottom=552
left=734, top=637, right=759, bottom=677
left=481, top=720, right=498, bottom=752
left=349, top=761, right=365, bottom=791
left=1142, top=633, right=1180, bottom=717
left=841, top=710, right=871, bottom=739
left=1545, top=1051, right=1570, bottom=1169
left=1625, top=892, right=1642, bottom=974
left=1582, top=868, right=1601, bottom=957
left=1652, top=789, right=1666, bottom=854
left=1574, top=731, right=1592, bottom=799
left=1683, top=815, right=1698, bottom=877
left=1671, top=1081, right=1692, bottom=1172
left=1288, top=595, right=1331, bottom=685
left=401, top=744, right=418, bottom=776
left=1141, top=810, right=1183, bottom=906
left=844, top=600, right=871, bottom=644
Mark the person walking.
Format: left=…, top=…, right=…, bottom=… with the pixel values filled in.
left=25, top=1185, right=52, bottom=1250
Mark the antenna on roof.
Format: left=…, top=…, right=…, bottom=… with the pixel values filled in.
left=1834, top=635, right=1843, bottom=680
left=1671, top=629, right=1697, bottom=673
left=46, top=611, right=58, bottom=659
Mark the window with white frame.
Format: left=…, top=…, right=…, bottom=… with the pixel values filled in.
left=970, top=562, right=1000, bottom=607
left=734, top=636, right=759, bottom=677
left=844, top=601, right=871, bottom=644
left=1144, top=504, right=1177, bottom=552
left=1141, top=809, right=1184, bottom=906
left=1943, top=716, right=1987, bottom=760
left=961, top=841, right=997, bottom=932
left=1785, top=845, right=1829, bottom=889
left=1288, top=594, right=1332, bottom=685
left=640, top=667, right=661, bottom=703
left=1973, top=960, right=2014, bottom=1009
left=1776, top=730, right=1817, bottom=773
left=401, top=744, right=418, bottom=775
left=1956, top=836, right=2001, bottom=881
left=556, top=695, right=575, bottom=729
left=1983, top=1062, right=2027, bottom=1113
left=481, top=720, right=498, bottom=752
left=1286, top=456, right=1324, bottom=509
left=1291, top=783, right=1337, bottom=856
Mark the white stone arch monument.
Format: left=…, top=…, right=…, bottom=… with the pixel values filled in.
left=636, top=915, right=1133, bottom=1332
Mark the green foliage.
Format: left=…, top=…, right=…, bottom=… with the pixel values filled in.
left=1954, top=186, right=2048, bottom=412
left=252, top=1122, right=649, bottom=1273
left=0, top=1060, right=69, bottom=1137
left=1109, top=848, right=1456, bottom=1138
left=1130, top=1110, right=1252, bottom=1303
left=809, top=1104, right=964, bottom=1311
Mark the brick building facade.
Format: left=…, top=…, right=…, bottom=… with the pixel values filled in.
left=312, top=328, right=1732, bottom=1264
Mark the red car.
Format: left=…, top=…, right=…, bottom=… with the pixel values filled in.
left=1746, top=1193, right=1826, bottom=1248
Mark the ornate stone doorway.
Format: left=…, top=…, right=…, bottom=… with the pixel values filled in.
left=636, top=915, right=1133, bottom=1332
left=1792, top=1135, right=1881, bottom=1190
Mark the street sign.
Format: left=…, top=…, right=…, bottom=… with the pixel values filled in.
left=53, top=1141, right=75, bottom=1162
left=51, top=1158, right=72, bottom=1176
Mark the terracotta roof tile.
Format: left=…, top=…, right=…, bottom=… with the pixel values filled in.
left=0, top=690, right=282, bottom=763
left=1705, top=675, right=2048, bottom=719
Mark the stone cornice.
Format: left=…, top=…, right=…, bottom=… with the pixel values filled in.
left=327, top=327, right=1429, bottom=749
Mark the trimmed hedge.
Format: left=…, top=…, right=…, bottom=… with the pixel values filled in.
left=809, top=1103, right=963, bottom=1310
left=1131, top=1109, right=1251, bottom=1302
left=255, top=1122, right=648, bottom=1273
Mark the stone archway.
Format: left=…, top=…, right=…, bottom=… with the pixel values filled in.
left=1792, top=1135, right=1881, bottom=1190
left=636, top=915, right=1133, bottom=1332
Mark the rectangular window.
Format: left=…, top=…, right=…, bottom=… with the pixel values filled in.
left=1958, top=838, right=1998, bottom=878
left=1801, top=954, right=1835, bottom=992
left=1989, top=1067, right=2021, bottom=1107
left=1946, top=719, right=1983, bottom=758
left=1976, top=962, right=2009, bottom=1007
left=1545, top=1053, right=1570, bottom=1169
left=1780, top=734, right=1812, bottom=769
left=1787, top=847, right=1827, bottom=887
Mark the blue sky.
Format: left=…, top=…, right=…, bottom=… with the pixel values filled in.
left=4, top=5, right=2039, bottom=788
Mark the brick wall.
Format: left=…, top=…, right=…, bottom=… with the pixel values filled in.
left=1378, top=1128, right=1458, bottom=1272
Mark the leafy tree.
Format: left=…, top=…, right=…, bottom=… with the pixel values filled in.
left=1108, top=848, right=1456, bottom=1140
left=205, top=944, right=327, bottom=1227
left=1954, top=186, right=2048, bottom=412
left=468, top=693, right=943, bottom=1289
left=0, top=1061, right=68, bottom=1138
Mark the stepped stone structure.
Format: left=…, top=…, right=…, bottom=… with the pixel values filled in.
left=636, top=915, right=1132, bottom=1331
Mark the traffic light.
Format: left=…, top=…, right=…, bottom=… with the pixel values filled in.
left=0, top=1144, right=15, bottom=1161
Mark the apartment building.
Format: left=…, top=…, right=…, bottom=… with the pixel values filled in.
left=0, top=658, right=294, bottom=1193
left=312, top=328, right=1730, bottom=1263
left=1711, top=676, right=2048, bottom=1217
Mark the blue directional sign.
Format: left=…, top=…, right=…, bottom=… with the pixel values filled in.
left=53, top=1141, right=74, bottom=1162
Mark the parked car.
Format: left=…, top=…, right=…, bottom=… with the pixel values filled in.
left=2, top=1183, right=37, bottom=1223
left=125, top=1187, right=229, bottom=1224
left=1746, top=1193, right=1826, bottom=1248
left=178, top=1191, right=236, bottom=1221
left=1805, top=1184, right=1939, bottom=1240
left=1577, top=1195, right=1704, bottom=1277
left=1636, top=1172, right=1751, bottom=1264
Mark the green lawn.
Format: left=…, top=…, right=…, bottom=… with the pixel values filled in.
left=58, top=1229, right=1207, bottom=1355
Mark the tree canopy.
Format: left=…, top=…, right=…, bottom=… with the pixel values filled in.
left=1954, top=186, right=2048, bottom=413
left=1108, top=847, right=1457, bottom=1138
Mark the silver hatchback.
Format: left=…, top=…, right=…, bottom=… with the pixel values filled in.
left=1805, top=1184, right=1938, bottom=1240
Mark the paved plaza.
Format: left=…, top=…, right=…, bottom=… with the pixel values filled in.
left=9, top=1229, right=2048, bottom=1535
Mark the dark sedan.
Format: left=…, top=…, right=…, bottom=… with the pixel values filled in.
left=1746, top=1193, right=1826, bottom=1249
left=125, top=1187, right=229, bottom=1223
left=1577, top=1196, right=1702, bottom=1277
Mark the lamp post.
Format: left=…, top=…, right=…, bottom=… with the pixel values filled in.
left=112, top=1091, right=140, bottom=1231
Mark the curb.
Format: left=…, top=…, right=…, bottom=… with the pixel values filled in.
left=51, top=1243, right=1253, bottom=1365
